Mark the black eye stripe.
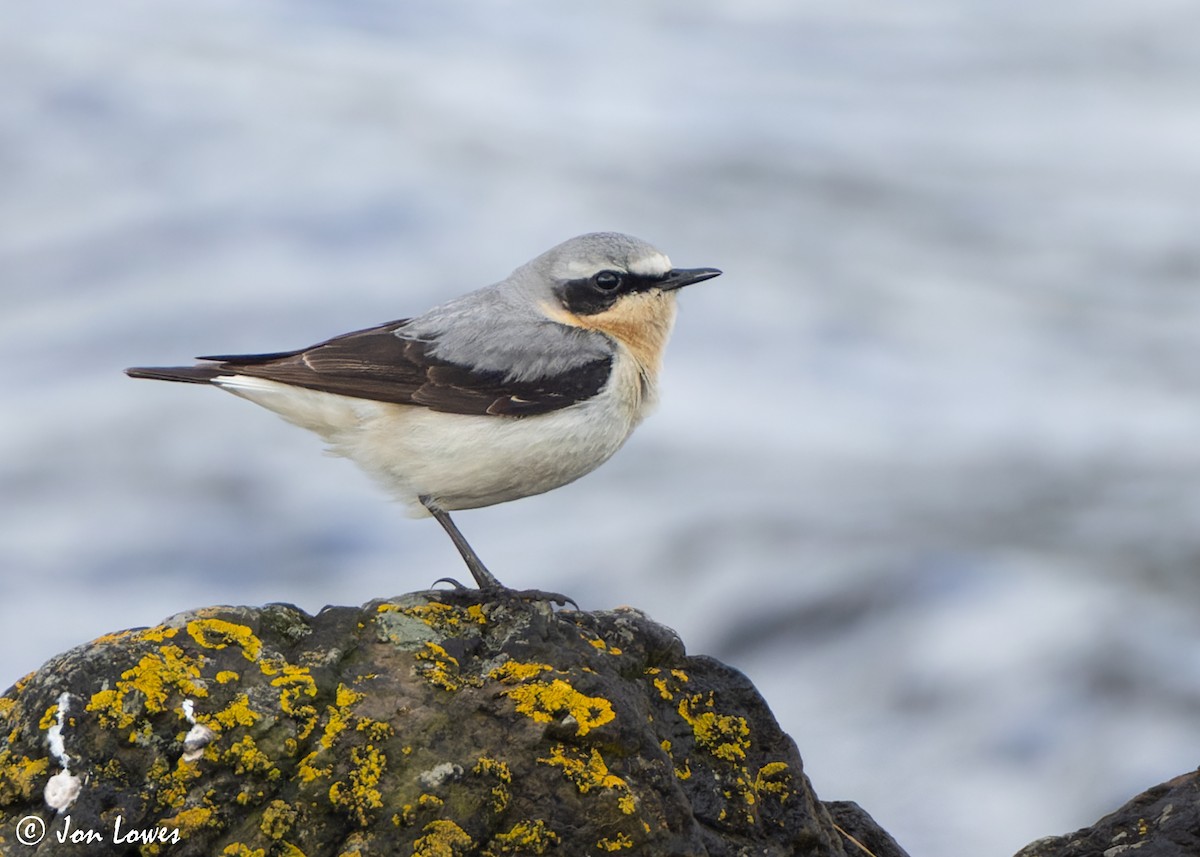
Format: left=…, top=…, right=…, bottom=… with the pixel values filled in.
left=563, top=272, right=663, bottom=293
left=556, top=271, right=667, bottom=316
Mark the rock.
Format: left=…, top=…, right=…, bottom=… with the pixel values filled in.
left=1014, top=769, right=1200, bottom=857
left=0, top=592, right=906, bottom=856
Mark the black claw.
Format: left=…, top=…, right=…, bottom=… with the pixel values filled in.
left=498, top=588, right=580, bottom=611
left=431, top=577, right=469, bottom=590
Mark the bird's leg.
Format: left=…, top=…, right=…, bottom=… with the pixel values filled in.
left=420, top=496, right=505, bottom=590
left=419, top=497, right=578, bottom=609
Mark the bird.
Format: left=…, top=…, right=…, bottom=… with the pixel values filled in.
left=126, top=232, right=721, bottom=595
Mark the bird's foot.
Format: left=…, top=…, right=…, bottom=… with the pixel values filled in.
left=421, top=500, right=577, bottom=608
left=429, top=578, right=578, bottom=611
left=488, top=587, right=579, bottom=611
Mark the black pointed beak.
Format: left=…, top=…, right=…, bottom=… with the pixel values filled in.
left=658, top=267, right=723, bottom=291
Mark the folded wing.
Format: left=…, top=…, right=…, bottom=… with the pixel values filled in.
left=126, top=319, right=612, bottom=417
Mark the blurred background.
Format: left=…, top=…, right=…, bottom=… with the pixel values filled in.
left=3, top=2, right=1200, bottom=854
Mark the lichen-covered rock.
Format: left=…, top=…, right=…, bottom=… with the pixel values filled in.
left=0, top=592, right=905, bottom=856
left=1014, top=770, right=1200, bottom=857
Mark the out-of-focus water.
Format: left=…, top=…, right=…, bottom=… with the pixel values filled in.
left=3, top=3, right=1199, bottom=855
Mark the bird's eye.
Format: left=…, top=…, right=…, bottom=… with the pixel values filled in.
left=592, top=271, right=623, bottom=291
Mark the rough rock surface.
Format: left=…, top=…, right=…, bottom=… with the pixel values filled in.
left=0, top=592, right=908, bottom=856
left=1015, top=769, right=1200, bottom=857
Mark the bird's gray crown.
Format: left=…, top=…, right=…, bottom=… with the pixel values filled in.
left=524, top=232, right=673, bottom=283
left=396, top=233, right=672, bottom=383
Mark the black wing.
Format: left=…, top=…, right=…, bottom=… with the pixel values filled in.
left=127, top=319, right=612, bottom=417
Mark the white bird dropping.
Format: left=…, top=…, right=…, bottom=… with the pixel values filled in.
left=44, top=692, right=82, bottom=813
left=181, top=698, right=216, bottom=762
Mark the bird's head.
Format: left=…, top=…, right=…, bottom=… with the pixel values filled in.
left=530, top=231, right=721, bottom=317
left=508, top=232, right=722, bottom=385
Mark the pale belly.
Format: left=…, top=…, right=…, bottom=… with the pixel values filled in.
left=217, top=356, right=654, bottom=515
left=339, top=394, right=641, bottom=512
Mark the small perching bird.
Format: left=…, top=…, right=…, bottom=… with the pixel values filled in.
left=127, top=232, right=721, bottom=594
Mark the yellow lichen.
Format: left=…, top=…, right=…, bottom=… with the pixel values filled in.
left=647, top=666, right=689, bottom=701
left=328, top=743, right=387, bottom=826
left=310, top=682, right=369, bottom=754
left=503, top=680, right=614, bottom=737
left=139, top=625, right=180, bottom=644
left=597, top=833, right=634, bottom=851
left=0, top=696, right=15, bottom=722
left=221, top=846, right=265, bottom=857
left=356, top=718, right=393, bottom=742
left=215, top=670, right=240, bottom=684
left=659, top=736, right=692, bottom=780
left=413, top=819, right=475, bottom=857
left=298, top=683, right=363, bottom=784
left=584, top=637, right=623, bottom=656
left=223, top=735, right=278, bottom=779
left=159, top=804, right=216, bottom=839
left=483, top=820, right=560, bottom=855
left=383, top=601, right=488, bottom=632
left=90, top=628, right=139, bottom=646
left=269, top=664, right=318, bottom=737
left=270, top=664, right=317, bottom=712
left=677, top=693, right=750, bottom=763
left=538, top=744, right=635, bottom=814
left=151, top=757, right=204, bottom=810
left=297, top=751, right=331, bottom=784
left=488, top=660, right=553, bottom=683
left=38, top=703, right=58, bottom=731
left=187, top=618, right=263, bottom=661
left=711, top=769, right=764, bottom=826
left=96, top=758, right=128, bottom=785
left=414, top=643, right=462, bottom=692
left=417, top=793, right=444, bottom=809
left=337, top=684, right=365, bottom=708
left=212, top=694, right=261, bottom=730
left=735, top=775, right=756, bottom=806
left=754, top=761, right=792, bottom=801
left=473, top=756, right=512, bottom=814
left=86, top=644, right=207, bottom=729
left=0, top=753, right=49, bottom=803
left=259, top=799, right=298, bottom=840
left=87, top=686, right=123, bottom=720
